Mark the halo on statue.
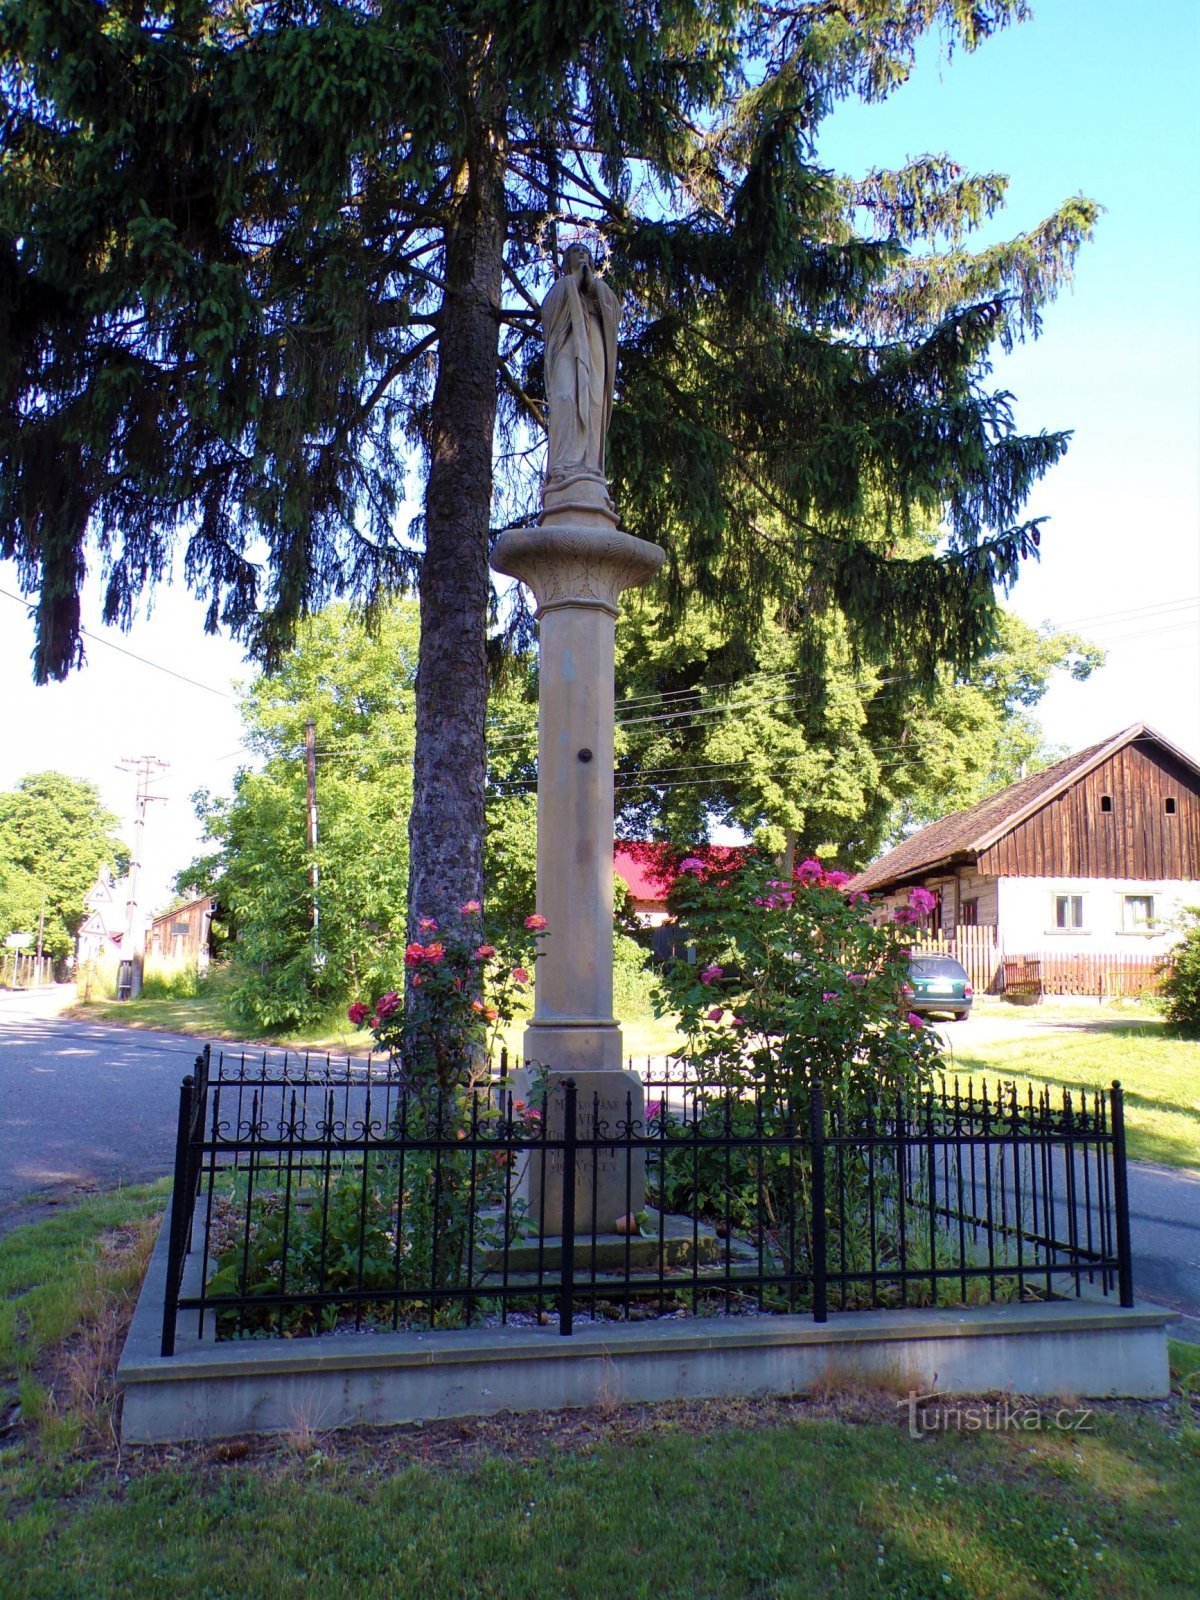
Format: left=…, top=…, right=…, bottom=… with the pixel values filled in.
left=549, top=228, right=608, bottom=274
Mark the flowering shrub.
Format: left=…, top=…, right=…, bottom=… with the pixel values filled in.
left=1159, top=906, right=1200, bottom=1035
left=659, top=858, right=944, bottom=1107
left=348, top=902, right=548, bottom=1092
left=652, top=856, right=945, bottom=1276
left=311, top=904, right=552, bottom=1327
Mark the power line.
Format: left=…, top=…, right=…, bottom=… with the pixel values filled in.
left=1051, top=594, right=1199, bottom=629
left=485, top=598, right=1198, bottom=739
left=0, top=586, right=237, bottom=700
left=1081, top=619, right=1199, bottom=647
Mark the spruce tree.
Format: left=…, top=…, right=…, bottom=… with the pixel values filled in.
left=0, top=1, right=1098, bottom=929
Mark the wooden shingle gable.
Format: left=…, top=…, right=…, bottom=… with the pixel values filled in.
left=851, top=723, right=1200, bottom=893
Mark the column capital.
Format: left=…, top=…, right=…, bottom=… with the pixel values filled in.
left=491, top=522, right=664, bottom=618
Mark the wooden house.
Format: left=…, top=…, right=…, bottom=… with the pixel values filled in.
left=849, top=724, right=1200, bottom=996
left=148, top=896, right=214, bottom=971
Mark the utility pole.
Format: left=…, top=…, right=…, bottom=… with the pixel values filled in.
left=304, top=719, right=323, bottom=968
left=117, top=756, right=168, bottom=999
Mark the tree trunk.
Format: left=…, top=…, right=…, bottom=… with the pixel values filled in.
left=407, top=130, right=505, bottom=932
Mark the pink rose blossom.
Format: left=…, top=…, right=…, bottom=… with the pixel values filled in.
left=459, top=899, right=482, bottom=914
left=474, top=943, right=497, bottom=960
left=678, top=856, right=706, bottom=875
left=524, top=914, right=549, bottom=931
left=707, top=1006, right=724, bottom=1022
left=824, top=869, right=851, bottom=888
left=347, top=1000, right=369, bottom=1026
left=699, top=964, right=724, bottom=984
left=908, top=886, right=937, bottom=915
left=511, top=967, right=529, bottom=985
left=822, top=991, right=839, bottom=1002
left=848, top=973, right=867, bottom=986
left=418, top=916, right=439, bottom=933
left=907, top=1012, right=924, bottom=1029
left=375, top=990, right=400, bottom=1020
left=797, top=858, right=823, bottom=882
left=731, top=1014, right=745, bottom=1027
left=423, top=941, right=445, bottom=964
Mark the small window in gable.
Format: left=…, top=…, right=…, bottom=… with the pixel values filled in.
left=1100, top=794, right=1113, bottom=813
left=1165, top=796, right=1177, bottom=815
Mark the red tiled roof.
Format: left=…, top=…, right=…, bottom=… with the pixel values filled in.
left=614, top=842, right=745, bottom=904
left=849, top=723, right=1198, bottom=894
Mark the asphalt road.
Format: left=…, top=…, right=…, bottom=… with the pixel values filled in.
left=1, top=988, right=1198, bottom=1335
left=0, top=986, right=285, bottom=1230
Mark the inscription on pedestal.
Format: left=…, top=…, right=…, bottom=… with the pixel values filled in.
left=518, top=1068, right=646, bottom=1236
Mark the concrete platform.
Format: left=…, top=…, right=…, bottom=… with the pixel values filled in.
left=118, top=1200, right=1177, bottom=1444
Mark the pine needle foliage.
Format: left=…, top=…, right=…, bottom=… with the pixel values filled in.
left=1, top=0, right=1098, bottom=920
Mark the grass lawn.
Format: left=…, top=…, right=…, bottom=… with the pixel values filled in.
left=70, top=964, right=687, bottom=1062
left=943, top=1009, right=1200, bottom=1171
left=3, top=1192, right=1200, bottom=1598
left=68, top=966, right=378, bottom=1055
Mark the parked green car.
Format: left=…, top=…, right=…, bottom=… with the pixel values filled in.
left=903, top=954, right=973, bottom=1021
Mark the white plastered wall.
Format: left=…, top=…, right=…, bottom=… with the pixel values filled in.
left=995, top=877, right=1194, bottom=957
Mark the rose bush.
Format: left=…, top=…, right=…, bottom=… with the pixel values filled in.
left=652, top=856, right=945, bottom=1285
left=292, top=904, right=555, bottom=1328
left=348, top=902, right=548, bottom=1092
left=659, top=857, right=943, bottom=1108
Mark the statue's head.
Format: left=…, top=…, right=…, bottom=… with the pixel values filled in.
left=561, top=242, right=595, bottom=275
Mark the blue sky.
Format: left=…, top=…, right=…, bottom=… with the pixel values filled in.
left=817, top=0, right=1200, bottom=751
left=1, top=0, right=1197, bottom=903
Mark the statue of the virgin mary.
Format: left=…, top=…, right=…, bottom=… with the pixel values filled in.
left=541, top=243, right=619, bottom=496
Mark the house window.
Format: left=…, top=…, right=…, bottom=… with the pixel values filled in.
left=1053, top=894, right=1084, bottom=930
left=960, top=898, right=979, bottom=926
left=1165, top=797, right=1177, bottom=815
left=1099, top=794, right=1113, bottom=814
left=1122, top=894, right=1155, bottom=932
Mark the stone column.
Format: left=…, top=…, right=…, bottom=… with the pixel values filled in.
left=491, top=485, right=663, bottom=1232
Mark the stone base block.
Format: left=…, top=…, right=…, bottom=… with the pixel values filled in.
left=511, top=1065, right=645, bottom=1236
left=522, top=1021, right=624, bottom=1074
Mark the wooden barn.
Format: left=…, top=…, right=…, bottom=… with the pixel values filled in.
left=148, top=896, right=214, bottom=971
left=849, top=723, right=1199, bottom=997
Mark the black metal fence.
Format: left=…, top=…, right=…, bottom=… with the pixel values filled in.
left=160, top=1046, right=1133, bottom=1356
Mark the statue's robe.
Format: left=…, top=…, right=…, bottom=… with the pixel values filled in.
left=542, top=267, right=619, bottom=485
